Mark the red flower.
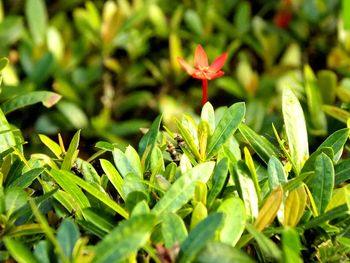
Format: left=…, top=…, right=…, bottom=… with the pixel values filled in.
left=177, top=45, right=228, bottom=105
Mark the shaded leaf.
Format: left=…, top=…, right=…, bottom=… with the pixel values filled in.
left=92, top=214, right=156, bottom=263
left=177, top=213, right=224, bottom=263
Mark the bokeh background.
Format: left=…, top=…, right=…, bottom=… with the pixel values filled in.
left=1, top=0, right=350, bottom=154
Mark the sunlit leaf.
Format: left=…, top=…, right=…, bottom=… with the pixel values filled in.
left=282, top=88, right=309, bottom=174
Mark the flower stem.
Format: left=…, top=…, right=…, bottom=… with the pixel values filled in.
left=202, top=79, right=208, bottom=106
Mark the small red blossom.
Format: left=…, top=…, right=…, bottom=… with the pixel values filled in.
left=177, top=45, right=228, bottom=105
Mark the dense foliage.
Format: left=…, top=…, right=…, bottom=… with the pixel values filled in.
left=1, top=0, right=350, bottom=262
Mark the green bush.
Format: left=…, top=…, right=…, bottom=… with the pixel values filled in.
left=2, top=0, right=350, bottom=262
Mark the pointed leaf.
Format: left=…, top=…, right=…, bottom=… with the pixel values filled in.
left=238, top=123, right=279, bottom=164
left=207, top=102, right=245, bottom=159
left=100, top=159, right=125, bottom=200
left=92, top=214, right=156, bottom=263
left=207, top=158, right=229, bottom=208
left=162, top=213, right=188, bottom=248
left=218, top=197, right=246, bottom=246
left=283, top=185, right=307, bottom=227
left=254, top=186, right=283, bottom=231
left=152, top=162, right=215, bottom=216
left=177, top=213, right=224, bottom=263
left=1, top=91, right=61, bottom=114
left=61, top=130, right=80, bottom=171
left=3, top=237, right=39, bottom=263
left=311, top=153, right=334, bottom=214
left=282, top=88, right=309, bottom=174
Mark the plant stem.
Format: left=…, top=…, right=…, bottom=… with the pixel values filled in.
left=202, top=79, right=208, bottom=106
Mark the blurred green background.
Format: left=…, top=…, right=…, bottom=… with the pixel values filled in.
left=1, top=0, right=350, bottom=153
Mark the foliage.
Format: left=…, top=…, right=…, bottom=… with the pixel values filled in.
left=1, top=0, right=350, bottom=262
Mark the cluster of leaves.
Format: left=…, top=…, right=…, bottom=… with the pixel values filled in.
left=1, top=0, right=350, bottom=149
left=2, top=54, right=350, bottom=262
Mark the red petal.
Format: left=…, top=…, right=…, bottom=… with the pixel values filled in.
left=194, top=45, right=208, bottom=68
left=207, top=71, right=225, bottom=80
left=210, top=52, right=228, bottom=72
left=177, top=57, right=195, bottom=75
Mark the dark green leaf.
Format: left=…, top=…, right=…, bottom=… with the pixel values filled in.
left=1, top=91, right=61, bottom=115
left=238, top=123, right=279, bottom=164
left=335, top=159, right=350, bottom=186
left=197, top=241, right=255, bottom=263
left=177, top=213, right=224, bottom=263
left=207, top=158, right=229, bottom=208
left=161, top=213, right=188, bottom=248
left=207, top=102, right=245, bottom=159
left=57, top=219, right=80, bottom=260
left=138, top=114, right=162, bottom=165
left=61, top=130, right=80, bottom=171
left=92, top=214, right=156, bottom=263
left=245, top=224, right=282, bottom=261
left=7, top=168, right=44, bottom=189
left=311, top=153, right=334, bottom=215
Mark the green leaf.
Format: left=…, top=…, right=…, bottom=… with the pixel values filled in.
left=218, top=197, right=246, bottom=246
left=7, top=168, right=44, bottom=189
left=125, top=145, right=143, bottom=177
left=33, top=241, right=51, bottom=263
left=1, top=91, right=61, bottom=115
left=57, top=219, right=80, bottom=260
left=54, top=169, right=128, bottom=218
left=206, top=102, right=245, bottom=159
left=196, top=241, right=255, bottom=263
left=238, top=123, right=279, bottom=164
left=322, top=105, right=350, bottom=123
left=56, top=101, right=88, bottom=129
left=177, top=213, right=224, bottom=263
left=207, top=158, right=229, bottom=208
left=0, top=108, right=17, bottom=155
left=304, top=65, right=327, bottom=135
left=5, top=187, right=27, bottom=217
left=311, top=153, right=334, bottom=215
left=83, top=208, right=114, bottom=234
left=267, top=156, right=287, bottom=192
left=61, top=130, right=80, bottom=171
left=3, top=237, right=39, bottom=263
left=25, top=0, right=47, bottom=45
left=190, top=202, right=208, bottom=229
left=282, top=227, right=302, bottom=263
left=92, top=214, right=156, bottom=263
left=302, top=204, right=348, bottom=229
left=162, top=213, right=188, bottom=248
left=317, top=128, right=349, bottom=161
left=335, top=159, right=350, bottom=186
left=245, top=224, right=282, bottom=261
left=38, top=134, right=62, bottom=159
left=138, top=114, right=162, bottom=164
left=175, top=118, right=201, bottom=161
left=113, top=148, right=142, bottom=178
left=282, top=88, right=309, bottom=174
left=342, top=0, right=350, bottom=29
left=48, top=169, right=90, bottom=216
left=100, top=159, right=125, bottom=201
left=152, top=162, right=215, bottom=216
left=0, top=57, right=9, bottom=72
left=201, top=102, right=215, bottom=134
left=184, top=9, right=203, bottom=36
left=317, top=70, right=337, bottom=104
left=232, top=161, right=259, bottom=219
